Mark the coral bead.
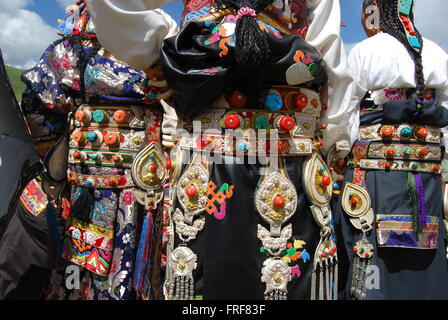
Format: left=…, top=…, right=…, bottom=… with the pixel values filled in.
left=186, top=184, right=197, bottom=197
left=273, top=195, right=286, bottom=208
left=104, top=133, right=118, bottom=146
left=279, top=116, right=295, bottom=131
left=381, top=126, right=394, bottom=138
left=224, top=114, right=241, bottom=129
left=321, top=176, right=331, bottom=187
left=113, top=110, right=127, bottom=123
left=417, top=128, right=429, bottom=138
left=386, top=148, right=395, bottom=157
left=229, top=91, right=248, bottom=108
left=419, top=149, right=429, bottom=157
left=294, top=93, right=308, bottom=109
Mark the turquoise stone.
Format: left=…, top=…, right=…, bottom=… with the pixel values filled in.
left=90, top=153, right=98, bottom=160
left=412, top=163, right=419, bottom=170
left=83, top=180, right=92, bottom=186
left=264, top=93, right=283, bottom=111
left=400, top=127, right=413, bottom=138
left=93, top=110, right=106, bottom=122
left=86, top=132, right=97, bottom=142
left=237, top=142, right=248, bottom=153
left=255, top=116, right=269, bottom=129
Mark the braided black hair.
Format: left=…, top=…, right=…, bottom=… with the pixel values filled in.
left=68, top=8, right=101, bottom=104
left=364, top=0, right=425, bottom=109
left=215, top=0, right=274, bottom=92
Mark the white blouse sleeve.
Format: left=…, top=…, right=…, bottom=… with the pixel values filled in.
left=85, top=0, right=179, bottom=70
left=305, top=0, right=354, bottom=156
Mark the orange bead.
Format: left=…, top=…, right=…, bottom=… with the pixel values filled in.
left=381, top=126, right=394, bottom=138
left=73, top=131, right=86, bottom=144
left=113, top=110, right=127, bottom=123
left=417, top=128, right=429, bottom=139
left=112, top=155, right=122, bottom=163
left=104, top=132, right=118, bottom=146
left=75, top=110, right=87, bottom=122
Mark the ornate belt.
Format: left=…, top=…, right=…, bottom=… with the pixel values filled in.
left=352, top=123, right=443, bottom=174
left=67, top=169, right=135, bottom=189
left=359, top=124, right=441, bottom=144
left=178, top=134, right=314, bottom=157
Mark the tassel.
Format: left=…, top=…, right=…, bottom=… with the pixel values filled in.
left=46, top=197, right=63, bottom=268
left=413, top=173, right=428, bottom=230
left=407, top=172, right=421, bottom=234
left=133, top=211, right=154, bottom=292
left=70, top=187, right=94, bottom=223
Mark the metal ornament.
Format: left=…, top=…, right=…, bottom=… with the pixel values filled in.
left=131, top=142, right=167, bottom=209
left=167, top=246, right=198, bottom=300
left=255, top=171, right=298, bottom=236
left=165, top=159, right=210, bottom=300
left=255, top=166, right=298, bottom=300
left=261, top=258, right=291, bottom=300
left=341, top=182, right=375, bottom=300
left=351, top=238, right=374, bottom=300
left=302, top=152, right=338, bottom=300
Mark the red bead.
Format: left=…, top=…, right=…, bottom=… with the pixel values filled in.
left=75, top=110, right=87, bottom=122
left=294, top=93, right=308, bottom=109
left=186, top=184, right=197, bottom=197
left=319, top=141, right=324, bottom=147
left=166, top=160, right=172, bottom=170
left=365, top=253, right=369, bottom=258
left=321, top=252, right=327, bottom=258
left=321, top=176, right=331, bottom=187
left=273, top=195, right=285, bottom=208
left=419, top=149, right=429, bottom=157
left=118, top=177, right=127, bottom=186
left=386, top=148, right=396, bottom=157
left=353, top=247, right=357, bottom=252
left=385, top=162, right=392, bottom=169
left=73, top=151, right=81, bottom=159
left=279, top=116, right=295, bottom=131
left=321, top=123, right=327, bottom=129
left=150, top=165, right=158, bottom=172
left=229, top=91, right=248, bottom=108
left=67, top=176, right=74, bottom=183
left=109, top=179, right=117, bottom=187
left=224, top=114, right=241, bottom=129
left=433, top=165, right=441, bottom=172
left=350, top=198, right=357, bottom=206
left=417, top=128, right=429, bottom=138
left=112, top=155, right=121, bottom=162
left=148, top=205, right=155, bottom=211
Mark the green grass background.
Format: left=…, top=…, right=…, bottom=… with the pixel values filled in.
left=5, top=65, right=25, bottom=103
